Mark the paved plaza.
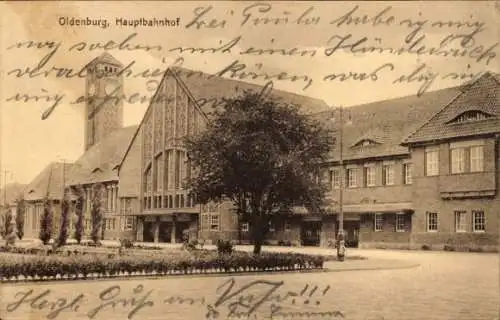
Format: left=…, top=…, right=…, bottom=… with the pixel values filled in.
left=1, top=248, right=498, bottom=320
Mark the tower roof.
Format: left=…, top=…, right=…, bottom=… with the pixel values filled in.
left=88, top=52, right=123, bottom=67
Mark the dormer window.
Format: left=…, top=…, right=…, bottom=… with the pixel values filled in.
left=353, top=139, right=380, bottom=148
left=91, top=167, right=102, bottom=174
left=447, top=110, right=495, bottom=124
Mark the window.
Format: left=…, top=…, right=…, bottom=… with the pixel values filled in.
left=454, top=211, right=466, bottom=232
left=382, top=164, right=395, bottom=186
left=364, top=166, right=376, bottom=187
left=426, top=212, right=438, bottom=232
left=347, top=168, right=358, bottom=188
left=210, top=214, right=220, bottom=231
left=374, top=214, right=383, bottom=231
left=404, top=163, right=412, bottom=185
left=472, top=210, right=485, bottom=232
left=470, top=146, right=484, bottom=172
left=449, top=110, right=493, bottom=123
left=330, top=170, right=340, bottom=189
left=451, top=148, right=466, bottom=174
left=241, top=222, right=249, bottom=232
left=284, top=221, right=291, bottom=232
left=395, top=214, right=405, bottom=232
left=124, top=217, right=134, bottom=231
left=449, top=141, right=485, bottom=174
left=425, top=148, right=439, bottom=176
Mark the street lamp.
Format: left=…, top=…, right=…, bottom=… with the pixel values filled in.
left=330, top=106, right=352, bottom=261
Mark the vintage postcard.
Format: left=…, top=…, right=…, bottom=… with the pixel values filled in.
left=0, top=1, right=498, bottom=320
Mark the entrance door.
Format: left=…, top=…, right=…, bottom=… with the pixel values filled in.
left=301, top=221, right=321, bottom=246
left=175, top=222, right=190, bottom=243
left=343, top=220, right=360, bottom=248
left=159, top=222, right=172, bottom=243
left=143, top=221, right=155, bottom=242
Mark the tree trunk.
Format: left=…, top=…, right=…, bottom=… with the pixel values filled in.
left=251, top=214, right=264, bottom=255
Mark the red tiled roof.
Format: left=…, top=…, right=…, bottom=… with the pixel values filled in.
left=66, top=125, right=138, bottom=186
left=403, top=73, right=500, bottom=145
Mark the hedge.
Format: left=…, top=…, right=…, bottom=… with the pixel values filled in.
left=0, top=250, right=324, bottom=282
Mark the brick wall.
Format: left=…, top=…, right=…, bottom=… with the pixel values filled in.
left=326, top=158, right=413, bottom=205
left=409, top=139, right=499, bottom=251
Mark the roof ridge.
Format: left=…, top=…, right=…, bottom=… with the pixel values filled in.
left=169, top=66, right=328, bottom=106
left=402, top=73, right=494, bottom=144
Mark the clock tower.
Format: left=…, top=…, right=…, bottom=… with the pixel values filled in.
left=84, top=53, right=124, bottom=151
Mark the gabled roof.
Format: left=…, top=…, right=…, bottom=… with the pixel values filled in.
left=118, top=66, right=332, bottom=169
left=24, top=162, right=73, bottom=201
left=0, top=183, right=27, bottom=206
left=66, top=125, right=138, bottom=186
left=314, top=86, right=462, bottom=162
left=403, top=72, right=500, bottom=145
left=170, top=67, right=331, bottom=115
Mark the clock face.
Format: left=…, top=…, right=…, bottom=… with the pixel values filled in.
left=88, top=84, right=96, bottom=96
left=104, top=82, right=118, bottom=95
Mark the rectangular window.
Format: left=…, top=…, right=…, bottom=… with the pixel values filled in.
left=472, top=210, right=485, bottom=232
left=347, top=168, right=358, bottom=188
left=382, top=164, right=395, bottom=186
left=241, top=222, right=249, bottom=232
left=364, top=166, right=376, bottom=187
left=374, top=214, right=383, bottom=232
left=404, top=163, right=413, bottom=184
left=425, top=149, right=439, bottom=176
left=470, top=146, right=484, bottom=172
left=450, top=148, right=466, bottom=174
left=395, top=214, right=405, bottom=232
left=426, top=212, right=438, bottom=232
left=330, top=170, right=340, bottom=189
left=210, top=214, right=220, bottom=231
left=454, top=211, right=467, bottom=232
left=175, top=151, right=181, bottom=189
left=124, top=217, right=134, bottom=231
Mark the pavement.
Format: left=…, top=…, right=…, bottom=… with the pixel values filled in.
left=1, top=240, right=498, bottom=320
left=13, top=238, right=420, bottom=272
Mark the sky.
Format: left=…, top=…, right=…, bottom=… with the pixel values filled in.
left=0, top=1, right=498, bottom=184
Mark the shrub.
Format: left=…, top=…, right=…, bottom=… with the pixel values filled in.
left=216, top=239, right=233, bottom=255
left=16, top=197, right=26, bottom=240
left=57, top=193, right=70, bottom=247
left=443, top=245, right=456, bottom=252
left=120, top=239, right=134, bottom=249
left=421, top=244, right=431, bottom=251
left=74, top=187, right=85, bottom=244
left=90, top=184, right=104, bottom=244
left=2, top=209, right=13, bottom=239
left=39, top=199, right=53, bottom=245
left=0, top=250, right=325, bottom=281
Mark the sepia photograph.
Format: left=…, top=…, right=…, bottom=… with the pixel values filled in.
left=0, top=1, right=498, bottom=319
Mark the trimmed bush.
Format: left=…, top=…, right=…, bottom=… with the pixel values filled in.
left=0, top=249, right=324, bottom=281
left=120, top=239, right=134, bottom=249
left=216, top=239, right=233, bottom=255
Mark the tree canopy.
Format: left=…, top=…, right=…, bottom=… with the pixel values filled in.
left=186, top=90, right=334, bottom=254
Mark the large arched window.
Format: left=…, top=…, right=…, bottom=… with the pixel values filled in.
left=143, top=148, right=195, bottom=210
